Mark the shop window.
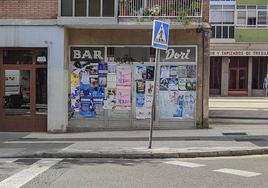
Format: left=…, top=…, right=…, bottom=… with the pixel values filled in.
left=36, top=69, right=47, bottom=114
left=210, top=57, right=222, bottom=90
left=252, top=57, right=268, bottom=89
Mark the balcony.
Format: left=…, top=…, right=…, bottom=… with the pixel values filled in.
left=118, top=0, right=203, bottom=23
left=58, top=0, right=203, bottom=27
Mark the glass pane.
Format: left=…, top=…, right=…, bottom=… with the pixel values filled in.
left=229, top=26, right=234, bottom=38
left=223, top=26, right=228, bottom=38
left=75, top=0, right=87, bottom=16
left=36, top=69, right=47, bottom=115
left=103, top=0, right=114, bottom=17
left=36, top=50, right=47, bottom=65
left=239, top=70, right=247, bottom=89
left=211, top=26, right=216, bottom=38
left=61, top=0, right=73, bottom=16
left=88, top=0, right=100, bottom=16
left=229, top=69, right=237, bottom=89
left=237, top=11, right=246, bottom=25
left=210, top=11, right=222, bottom=23
left=223, top=11, right=234, bottom=24
left=4, top=50, right=33, bottom=64
left=4, top=70, right=30, bottom=115
left=216, top=26, right=222, bottom=38
left=258, top=11, right=267, bottom=25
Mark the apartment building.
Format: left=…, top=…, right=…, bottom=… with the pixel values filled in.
left=0, top=0, right=210, bottom=132
left=210, top=0, right=268, bottom=96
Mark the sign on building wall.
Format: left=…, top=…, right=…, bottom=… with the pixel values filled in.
left=160, top=47, right=197, bottom=62
left=71, top=47, right=105, bottom=61
left=211, top=50, right=268, bottom=56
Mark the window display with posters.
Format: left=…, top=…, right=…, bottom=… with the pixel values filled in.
left=159, top=46, right=197, bottom=120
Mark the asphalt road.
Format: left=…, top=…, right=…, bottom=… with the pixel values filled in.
left=0, top=155, right=267, bottom=188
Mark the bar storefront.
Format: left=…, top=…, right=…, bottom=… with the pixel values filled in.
left=68, top=45, right=198, bottom=130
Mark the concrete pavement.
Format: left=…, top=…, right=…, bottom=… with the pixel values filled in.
left=1, top=123, right=268, bottom=159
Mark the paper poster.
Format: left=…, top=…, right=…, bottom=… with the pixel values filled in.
left=89, top=63, right=98, bottom=75
left=146, top=66, right=154, bottom=80
left=80, top=70, right=90, bottom=85
left=145, top=95, right=153, bottom=107
left=145, top=81, right=154, bottom=95
left=160, top=65, right=170, bottom=78
left=178, top=78, right=187, bottom=91
left=80, top=84, right=96, bottom=118
left=136, top=93, right=145, bottom=107
left=168, top=78, right=178, bottom=91
left=92, top=87, right=105, bottom=105
left=70, top=70, right=80, bottom=112
left=135, top=65, right=146, bottom=80
left=136, top=107, right=151, bottom=119
left=178, top=65, right=187, bottom=78
left=108, top=63, right=116, bottom=74
left=103, top=88, right=116, bottom=109
left=99, top=77, right=107, bottom=87
left=170, top=66, right=178, bottom=78
left=90, top=78, right=98, bottom=87
left=186, top=65, right=197, bottom=78
left=116, top=87, right=131, bottom=109
left=186, top=78, right=196, bottom=91
left=136, top=81, right=145, bottom=93
left=107, top=74, right=116, bottom=88
left=98, top=62, right=108, bottom=75
left=160, top=78, right=169, bottom=91
left=159, top=91, right=176, bottom=118
left=116, top=66, right=132, bottom=86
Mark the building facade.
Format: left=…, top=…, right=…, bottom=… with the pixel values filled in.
left=0, top=0, right=210, bottom=132
left=210, top=0, right=268, bottom=96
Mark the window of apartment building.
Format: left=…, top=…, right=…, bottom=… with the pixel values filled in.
left=237, top=5, right=268, bottom=27
left=61, top=0, right=114, bottom=17
left=252, top=57, right=268, bottom=89
left=210, top=5, right=235, bottom=39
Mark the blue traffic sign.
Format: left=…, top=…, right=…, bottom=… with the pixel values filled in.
left=152, top=20, right=169, bottom=50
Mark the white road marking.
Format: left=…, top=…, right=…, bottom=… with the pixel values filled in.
left=165, top=160, right=206, bottom=168
left=0, top=158, right=18, bottom=163
left=213, top=168, right=261, bottom=177
left=0, top=158, right=62, bottom=188
left=4, top=141, right=73, bottom=144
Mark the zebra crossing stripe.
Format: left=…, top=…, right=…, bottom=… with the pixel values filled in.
left=165, top=160, right=206, bottom=168
left=0, top=158, right=62, bottom=188
left=213, top=168, right=261, bottom=177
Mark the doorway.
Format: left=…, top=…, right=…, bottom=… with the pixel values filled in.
left=228, top=57, right=248, bottom=96
left=0, top=48, right=47, bottom=132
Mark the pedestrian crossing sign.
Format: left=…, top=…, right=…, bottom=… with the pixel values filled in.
left=152, top=20, right=169, bottom=50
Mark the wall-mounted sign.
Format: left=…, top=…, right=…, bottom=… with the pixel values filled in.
left=70, top=47, right=105, bottom=61
left=211, top=50, right=268, bottom=57
left=36, top=56, right=47, bottom=63
left=160, top=47, right=197, bottom=62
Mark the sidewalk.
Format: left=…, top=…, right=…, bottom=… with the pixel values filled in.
left=1, top=124, right=268, bottom=159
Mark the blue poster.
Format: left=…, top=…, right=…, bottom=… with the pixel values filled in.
left=136, top=93, right=145, bottom=107
left=80, top=84, right=96, bottom=118
left=98, top=62, right=108, bottom=75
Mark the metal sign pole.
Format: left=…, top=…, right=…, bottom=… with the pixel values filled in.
left=148, top=48, right=159, bottom=149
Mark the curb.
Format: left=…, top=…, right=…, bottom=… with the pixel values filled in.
left=3, top=148, right=268, bottom=159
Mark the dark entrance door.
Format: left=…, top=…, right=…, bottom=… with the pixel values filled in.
left=0, top=48, right=47, bottom=132
left=210, top=57, right=222, bottom=95
left=228, top=57, right=248, bottom=96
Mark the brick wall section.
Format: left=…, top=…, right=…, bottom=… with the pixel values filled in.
left=0, top=0, right=58, bottom=19
left=202, top=0, right=209, bottom=23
